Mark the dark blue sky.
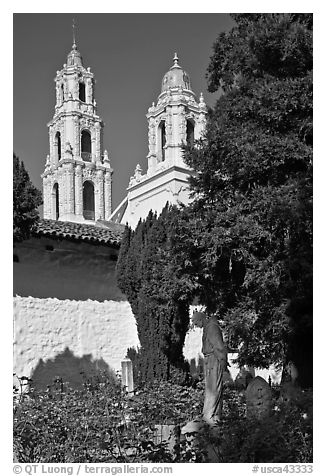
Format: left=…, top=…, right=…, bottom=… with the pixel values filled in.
left=13, top=13, right=235, bottom=209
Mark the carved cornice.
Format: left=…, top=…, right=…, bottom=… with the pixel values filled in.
left=127, top=165, right=194, bottom=192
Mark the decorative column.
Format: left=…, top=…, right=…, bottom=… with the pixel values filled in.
left=56, top=83, right=60, bottom=106
left=75, top=164, right=83, bottom=217
left=49, top=127, right=54, bottom=163
left=74, top=116, right=80, bottom=157
left=104, top=172, right=112, bottom=220
left=95, top=122, right=101, bottom=162
left=57, top=169, right=65, bottom=219
left=43, top=175, right=50, bottom=218
left=96, top=169, right=104, bottom=220
left=66, top=162, right=75, bottom=216
left=91, top=129, right=96, bottom=163
left=147, top=116, right=156, bottom=173
left=86, top=78, right=92, bottom=103
left=178, top=106, right=186, bottom=145
left=165, top=107, right=173, bottom=165
left=73, top=73, right=78, bottom=100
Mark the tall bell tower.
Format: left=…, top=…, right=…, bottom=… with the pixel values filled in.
left=110, top=53, right=207, bottom=228
left=42, top=32, right=113, bottom=223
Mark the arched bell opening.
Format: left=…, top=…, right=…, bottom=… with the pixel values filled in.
left=81, top=130, right=92, bottom=162
left=158, top=121, right=166, bottom=162
left=54, top=131, right=61, bottom=161
left=79, top=82, right=86, bottom=102
left=186, top=120, right=195, bottom=147
left=83, top=180, right=95, bottom=220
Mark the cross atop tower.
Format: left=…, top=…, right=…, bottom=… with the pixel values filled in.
left=72, top=18, right=77, bottom=47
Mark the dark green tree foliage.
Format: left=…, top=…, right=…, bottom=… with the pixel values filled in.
left=183, top=14, right=312, bottom=385
left=117, top=205, right=195, bottom=383
left=13, top=153, right=43, bottom=243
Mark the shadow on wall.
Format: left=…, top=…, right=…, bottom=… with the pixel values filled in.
left=30, top=347, right=117, bottom=390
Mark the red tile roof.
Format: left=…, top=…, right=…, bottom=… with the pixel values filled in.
left=34, top=219, right=125, bottom=247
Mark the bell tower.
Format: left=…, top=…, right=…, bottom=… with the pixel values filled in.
left=146, top=53, right=207, bottom=175
left=110, top=53, right=207, bottom=228
left=42, top=32, right=113, bottom=223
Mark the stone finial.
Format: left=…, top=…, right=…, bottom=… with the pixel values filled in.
left=199, top=92, right=206, bottom=107
left=103, top=149, right=110, bottom=165
left=134, top=164, right=142, bottom=180
left=148, top=102, right=155, bottom=113
left=173, top=52, right=179, bottom=66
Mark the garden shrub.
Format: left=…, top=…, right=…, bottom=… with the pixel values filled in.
left=13, top=373, right=312, bottom=463
left=218, top=388, right=312, bottom=463
left=14, top=373, right=203, bottom=463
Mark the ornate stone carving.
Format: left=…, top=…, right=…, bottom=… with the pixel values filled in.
left=74, top=116, right=80, bottom=156
left=83, top=168, right=94, bottom=181
left=103, top=150, right=111, bottom=166
left=65, top=141, right=73, bottom=155
left=165, top=112, right=173, bottom=142
left=134, top=164, right=142, bottom=181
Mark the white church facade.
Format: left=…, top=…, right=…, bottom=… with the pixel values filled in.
left=109, top=53, right=207, bottom=228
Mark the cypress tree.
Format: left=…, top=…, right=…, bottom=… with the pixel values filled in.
left=117, top=205, right=194, bottom=383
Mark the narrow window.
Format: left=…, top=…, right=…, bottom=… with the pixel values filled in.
left=81, top=130, right=92, bottom=162
left=55, top=132, right=61, bottom=161
left=53, top=183, right=59, bottom=220
left=83, top=181, right=95, bottom=220
left=61, top=84, right=64, bottom=102
left=186, top=120, right=195, bottom=147
left=79, top=82, right=86, bottom=102
left=158, top=121, right=166, bottom=162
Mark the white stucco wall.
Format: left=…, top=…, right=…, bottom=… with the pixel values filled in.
left=13, top=296, right=139, bottom=386
left=13, top=296, right=281, bottom=387
left=183, top=325, right=282, bottom=384
left=183, top=325, right=203, bottom=365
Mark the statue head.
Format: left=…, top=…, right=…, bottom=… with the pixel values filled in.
left=192, top=311, right=208, bottom=328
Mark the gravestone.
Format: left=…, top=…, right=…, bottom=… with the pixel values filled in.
left=280, top=381, right=301, bottom=405
left=153, top=424, right=180, bottom=453
left=121, top=358, right=134, bottom=395
left=246, top=376, right=272, bottom=419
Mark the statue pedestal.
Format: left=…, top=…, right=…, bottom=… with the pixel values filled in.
left=181, top=419, right=221, bottom=462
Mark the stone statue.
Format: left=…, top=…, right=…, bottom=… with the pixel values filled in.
left=192, top=311, right=229, bottom=425
left=65, top=141, right=73, bottom=155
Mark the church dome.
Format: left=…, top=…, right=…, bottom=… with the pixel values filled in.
left=161, top=53, right=191, bottom=92
left=67, top=43, right=83, bottom=67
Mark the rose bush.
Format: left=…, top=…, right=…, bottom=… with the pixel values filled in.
left=13, top=373, right=312, bottom=463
